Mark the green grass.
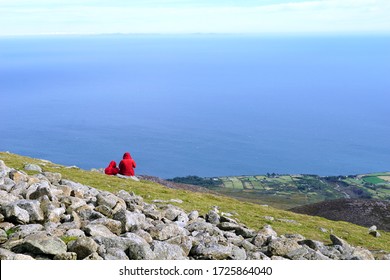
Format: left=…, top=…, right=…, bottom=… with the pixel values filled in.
left=1, top=152, right=390, bottom=253
left=362, top=176, right=386, bottom=184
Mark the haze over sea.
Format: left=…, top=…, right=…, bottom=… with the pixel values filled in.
left=1, top=35, right=389, bottom=178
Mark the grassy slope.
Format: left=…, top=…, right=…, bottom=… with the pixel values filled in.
left=1, top=152, right=390, bottom=253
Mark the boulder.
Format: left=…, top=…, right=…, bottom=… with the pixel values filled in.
left=67, top=236, right=99, bottom=260
left=148, top=223, right=189, bottom=241
left=4, top=203, right=30, bottom=224
left=42, top=172, right=62, bottom=185
left=13, top=232, right=67, bottom=256
left=268, top=237, right=302, bottom=256
left=152, top=241, right=187, bottom=260
left=83, top=224, right=117, bottom=238
left=16, top=200, right=44, bottom=223
left=190, top=243, right=233, bottom=260
left=113, top=209, right=146, bottom=232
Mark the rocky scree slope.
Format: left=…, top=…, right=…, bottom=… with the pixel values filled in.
left=0, top=160, right=388, bottom=260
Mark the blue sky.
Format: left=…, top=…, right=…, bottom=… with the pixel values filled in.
left=0, top=0, right=389, bottom=35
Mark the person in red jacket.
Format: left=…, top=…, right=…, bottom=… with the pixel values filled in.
left=119, top=152, right=136, bottom=176
left=104, top=160, right=119, bottom=175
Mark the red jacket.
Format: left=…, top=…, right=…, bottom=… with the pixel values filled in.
left=105, top=161, right=119, bottom=175
left=119, top=152, right=136, bottom=176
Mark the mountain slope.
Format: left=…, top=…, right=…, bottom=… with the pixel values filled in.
left=1, top=151, right=390, bottom=252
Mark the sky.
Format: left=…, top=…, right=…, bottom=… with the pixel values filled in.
left=0, top=0, right=389, bottom=36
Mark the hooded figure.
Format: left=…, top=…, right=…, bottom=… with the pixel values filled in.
left=119, top=152, right=136, bottom=176
left=105, top=160, right=119, bottom=175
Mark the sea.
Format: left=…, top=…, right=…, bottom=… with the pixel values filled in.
left=1, top=34, right=389, bottom=178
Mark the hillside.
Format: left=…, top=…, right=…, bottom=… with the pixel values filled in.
left=1, top=152, right=390, bottom=258
left=290, top=199, right=390, bottom=231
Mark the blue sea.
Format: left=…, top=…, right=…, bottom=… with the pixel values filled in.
left=1, top=34, right=389, bottom=178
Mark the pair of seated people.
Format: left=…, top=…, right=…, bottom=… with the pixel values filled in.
left=105, top=152, right=136, bottom=177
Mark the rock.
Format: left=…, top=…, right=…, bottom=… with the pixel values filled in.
left=191, top=243, right=233, bottom=260
left=0, top=248, right=35, bottom=260
left=16, top=200, right=44, bottom=223
left=42, top=172, right=62, bottom=185
left=186, top=220, right=223, bottom=236
left=252, top=225, right=277, bottom=247
left=0, top=214, right=4, bottom=223
left=152, top=241, right=187, bottom=260
left=0, top=178, right=15, bottom=192
left=102, top=248, right=129, bottom=260
left=97, top=191, right=125, bottom=209
left=206, top=210, right=220, bottom=224
left=0, top=190, right=20, bottom=206
left=65, top=229, right=86, bottom=238
left=7, top=224, right=44, bottom=239
left=161, top=205, right=184, bottom=221
left=67, top=236, right=99, bottom=260
left=53, top=252, right=77, bottom=260
left=368, top=226, right=381, bottom=237
left=149, top=223, right=189, bottom=241
left=9, top=170, right=28, bottom=184
left=188, top=210, right=199, bottom=221
left=83, top=252, right=103, bottom=260
left=330, top=234, right=351, bottom=249
left=83, top=224, right=117, bottom=238
left=0, top=229, right=7, bottom=244
left=0, top=160, right=11, bottom=185
left=116, top=190, right=144, bottom=209
left=24, top=164, right=42, bottom=173
left=90, top=218, right=122, bottom=236
left=369, top=225, right=377, bottom=232
left=123, top=233, right=155, bottom=260
left=350, top=247, right=375, bottom=260
left=113, top=209, right=146, bottom=232
left=143, top=204, right=163, bottom=220
left=4, top=203, right=30, bottom=224
left=60, top=196, right=87, bottom=213
left=27, top=181, right=53, bottom=200
left=13, top=232, right=67, bottom=256
left=268, top=237, right=302, bottom=256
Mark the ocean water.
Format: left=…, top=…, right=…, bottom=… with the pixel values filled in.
left=1, top=35, right=389, bottom=178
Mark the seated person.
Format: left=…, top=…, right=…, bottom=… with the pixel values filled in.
left=104, top=160, right=119, bottom=175
left=119, top=152, right=136, bottom=176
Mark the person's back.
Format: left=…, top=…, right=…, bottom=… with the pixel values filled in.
left=105, top=160, right=119, bottom=175
left=119, top=152, right=136, bottom=176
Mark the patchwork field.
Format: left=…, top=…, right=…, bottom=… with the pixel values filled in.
left=170, top=173, right=390, bottom=209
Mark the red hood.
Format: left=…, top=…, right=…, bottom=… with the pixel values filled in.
left=123, top=152, right=132, bottom=159
left=108, top=161, right=117, bottom=167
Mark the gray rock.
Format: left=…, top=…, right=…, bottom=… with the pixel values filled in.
left=0, top=213, right=4, bottom=223
left=60, top=196, right=87, bottom=213
left=27, top=181, right=53, bottom=200
left=143, top=204, right=163, bottom=220
left=188, top=210, right=199, bottom=221
left=83, top=252, right=103, bottom=260
left=68, top=236, right=99, bottom=260
left=113, top=209, right=146, bottom=232
left=97, top=191, right=125, bottom=209
left=268, top=237, right=302, bottom=256
left=247, top=251, right=271, bottom=260
left=0, top=229, right=7, bottom=244
left=53, top=252, right=77, bottom=260
left=191, top=243, right=233, bottom=260
left=16, top=200, right=44, bottom=223
left=166, top=235, right=193, bottom=256
left=24, top=164, right=42, bottom=173
left=0, top=178, right=15, bottom=192
left=0, top=248, right=35, bottom=260
left=42, top=172, right=62, bottom=185
left=90, top=218, right=122, bottom=236
left=186, top=220, right=223, bottom=236
left=13, top=232, right=67, bottom=256
left=252, top=225, right=278, bottom=247
left=0, top=190, right=20, bottom=206
left=0, top=160, right=11, bottom=185
left=152, top=241, right=187, bottom=260
left=149, top=223, right=189, bottom=241
left=4, top=203, right=30, bottom=224
left=102, top=248, right=129, bottom=260
left=206, top=210, right=220, bottom=224
left=65, top=229, right=85, bottom=238
left=83, top=224, right=117, bottom=238
left=116, top=190, right=144, bottom=209
left=161, top=205, right=184, bottom=221
left=123, top=233, right=155, bottom=260
left=330, top=234, right=352, bottom=250
left=7, top=224, right=44, bottom=239
left=350, top=247, right=375, bottom=260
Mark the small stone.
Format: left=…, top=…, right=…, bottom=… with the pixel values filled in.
left=24, top=164, right=42, bottom=173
